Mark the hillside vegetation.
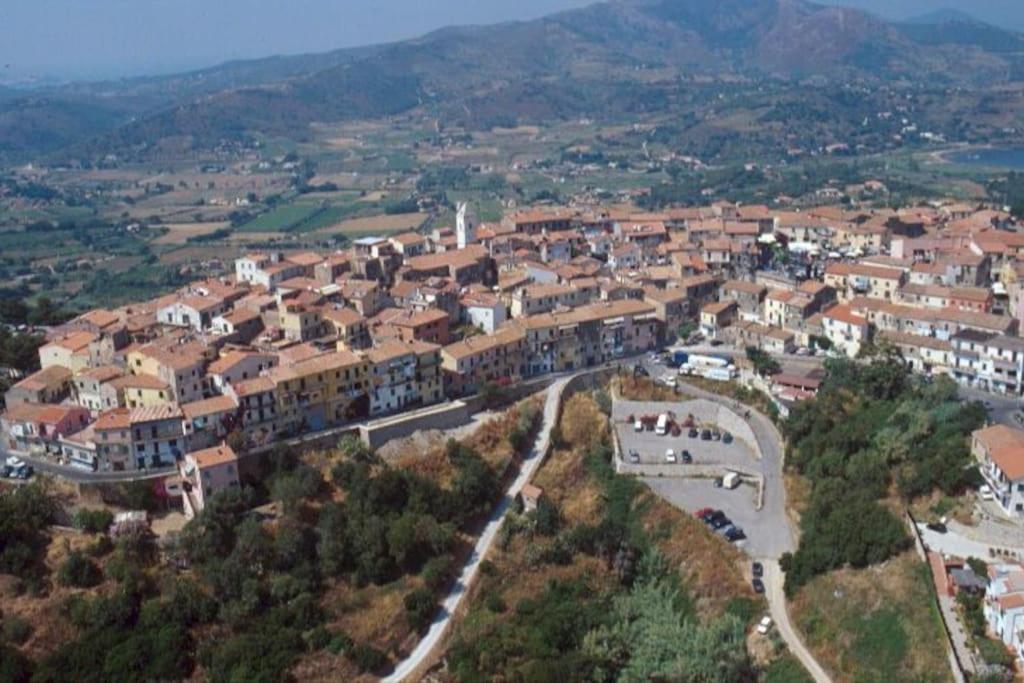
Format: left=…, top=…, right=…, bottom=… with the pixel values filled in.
left=780, top=345, right=986, bottom=594
left=443, top=392, right=777, bottom=681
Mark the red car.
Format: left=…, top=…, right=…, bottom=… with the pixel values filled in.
left=694, top=507, right=713, bottom=519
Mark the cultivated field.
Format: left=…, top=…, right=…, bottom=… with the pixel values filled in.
left=152, top=221, right=230, bottom=245
left=311, top=212, right=428, bottom=237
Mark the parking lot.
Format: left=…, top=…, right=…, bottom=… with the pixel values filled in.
left=612, top=394, right=795, bottom=560
left=642, top=477, right=788, bottom=558
left=617, top=413, right=756, bottom=468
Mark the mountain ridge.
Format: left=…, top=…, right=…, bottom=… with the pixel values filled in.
left=4, top=0, right=1024, bottom=161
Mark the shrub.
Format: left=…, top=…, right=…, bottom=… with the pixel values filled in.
left=328, top=632, right=353, bottom=656
left=73, top=508, right=114, bottom=534
left=421, top=554, right=454, bottom=592
left=304, top=625, right=331, bottom=651
left=57, top=551, right=102, bottom=588
left=2, top=615, right=32, bottom=644
left=485, top=593, right=507, bottom=613
left=404, top=588, right=437, bottom=632
left=349, top=643, right=388, bottom=673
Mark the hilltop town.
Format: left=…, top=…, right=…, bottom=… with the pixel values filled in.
left=3, top=197, right=1024, bottom=508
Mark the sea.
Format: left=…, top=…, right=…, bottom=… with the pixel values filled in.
left=946, top=147, right=1024, bottom=170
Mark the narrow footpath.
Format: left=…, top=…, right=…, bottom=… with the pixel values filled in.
left=384, top=375, right=572, bottom=682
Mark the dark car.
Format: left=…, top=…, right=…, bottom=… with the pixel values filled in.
left=703, top=510, right=726, bottom=525
left=713, top=477, right=724, bottom=488
left=752, top=562, right=764, bottom=578
left=725, top=527, right=746, bottom=542
left=926, top=521, right=948, bottom=534
left=633, top=365, right=649, bottom=378
left=688, top=428, right=699, bottom=438
left=17, top=466, right=34, bottom=480
left=0, top=465, right=10, bottom=478
left=711, top=516, right=731, bottom=530
left=700, top=429, right=712, bottom=441
left=722, top=432, right=733, bottom=444
left=681, top=450, right=693, bottom=464
left=752, top=578, right=765, bottom=594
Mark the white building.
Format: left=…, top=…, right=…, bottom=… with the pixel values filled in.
left=822, top=304, right=869, bottom=358
left=972, top=424, right=1024, bottom=517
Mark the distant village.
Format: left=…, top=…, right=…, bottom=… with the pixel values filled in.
left=5, top=198, right=1024, bottom=517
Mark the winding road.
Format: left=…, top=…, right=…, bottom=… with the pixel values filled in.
left=383, top=374, right=573, bottom=682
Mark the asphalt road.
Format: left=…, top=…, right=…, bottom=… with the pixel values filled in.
left=765, top=560, right=833, bottom=683
left=0, top=443, right=175, bottom=483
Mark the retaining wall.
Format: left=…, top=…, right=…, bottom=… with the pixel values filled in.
left=359, top=401, right=472, bottom=450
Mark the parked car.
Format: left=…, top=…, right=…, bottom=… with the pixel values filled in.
left=926, top=517, right=948, bottom=534
left=711, top=516, right=731, bottom=530
left=711, top=430, right=721, bottom=441
left=628, top=450, right=640, bottom=464
left=694, top=507, right=714, bottom=519
left=700, top=429, right=712, bottom=441
left=757, top=616, right=773, bottom=635
left=665, top=449, right=677, bottom=464
left=980, top=485, right=995, bottom=501
left=725, top=527, right=746, bottom=542
left=722, top=432, right=733, bottom=444
left=703, top=510, right=726, bottom=525
left=752, top=578, right=765, bottom=594
left=688, top=428, right=699, bottom=438
left=752, top=562, right=764, bottom=578
left=634, top=419, right=643, bottom=432
left=680, top=450, right=692, bottom=464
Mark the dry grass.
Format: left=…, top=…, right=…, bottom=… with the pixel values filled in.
left=789, top=551, right=952, bottom=683
left=617, top=375, right=681, bottom=402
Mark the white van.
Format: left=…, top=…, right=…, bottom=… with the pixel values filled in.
left=634, top=418, right=643, bottom=432
left=655, top=414, right=669, bottom=436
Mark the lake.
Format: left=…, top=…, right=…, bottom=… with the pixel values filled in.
left=945, top=147, right=1024, bottom=170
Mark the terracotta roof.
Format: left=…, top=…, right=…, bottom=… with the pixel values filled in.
left=13, top=366, right=71, bottom=391
left=191, top=444, right=238, bottom=469
left=129, top=404, right=182, bottom=424
left=442, top=326, right=525, bottom=361
left=823, top=304, right=867, bottom=327
left=723, top=279, right=766, bottom=296
left=110, top=374, right=170, bottom=391
left=182, top=395, right=238, bottom=419
left=94, top=408, right=131, bottom=431
left=231, top=376, right=275, bottom=396
left=46, top=331, right=96, bottom=353
left=974, top=424, right=1024, bottom=481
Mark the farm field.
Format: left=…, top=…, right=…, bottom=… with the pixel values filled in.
left=311, top=212, right=428, bottom=237
left=152, top=221, right=230, bottom=245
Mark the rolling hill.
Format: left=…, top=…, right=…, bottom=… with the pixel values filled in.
left=5, top=0, right=1024, bottom=161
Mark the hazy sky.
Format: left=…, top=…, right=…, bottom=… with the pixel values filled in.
left=2, top=0, right=1022, bottom=82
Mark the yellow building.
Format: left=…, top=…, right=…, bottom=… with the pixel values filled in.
left=270, top=350, right=368, bottom=434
